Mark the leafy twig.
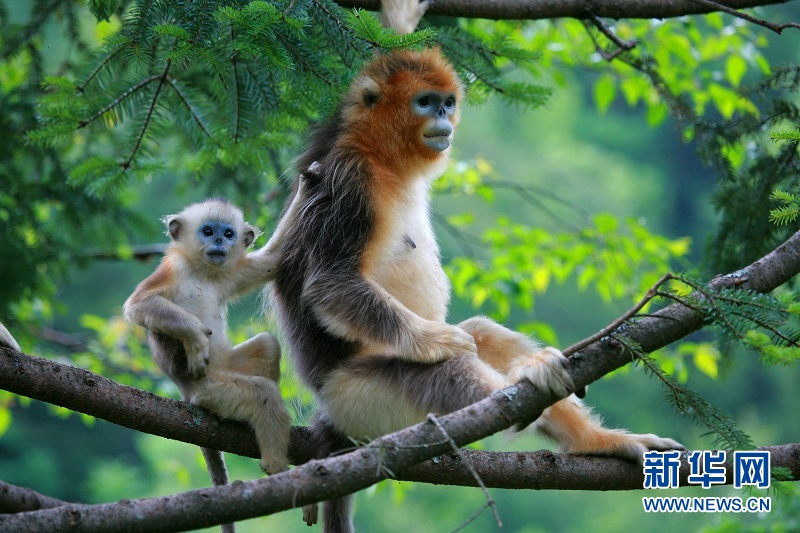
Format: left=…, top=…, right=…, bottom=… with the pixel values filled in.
left=166, top=77, right=212, bottom=138
left=121, top=61, right=172, bottom=170
left=77, top=45, right=125, bottom=93
left=563, top=273, right=674, bottom=356
left=584, top=15, right=638, bottom=61
left=77, top=74, right=163, bottom=129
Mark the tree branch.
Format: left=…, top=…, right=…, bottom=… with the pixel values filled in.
left=334, top=0, right=794, bottom=21
left=0, top=482, right=69, bottom=513
left=687, top=0, right=800, bottom=33
left=2, top=228, right=800, bottom=530
left=80, top=244, right=167, bottom=261
left=396, top=443, right=800, bottom=489
left=562, top=273, right=674, bottom=356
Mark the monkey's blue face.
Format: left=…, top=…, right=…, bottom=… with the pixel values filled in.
left=412, top=90, right=457, bottom=152
left=198, top=220, right=237, bottom=265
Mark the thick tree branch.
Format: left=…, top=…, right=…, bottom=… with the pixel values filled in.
left=2, top=443, right=798, bottom=517
left=2, top=229, right=800, bottom=530
left=334, top=0, right=794, bottom=21
left=0, top=482, right=69, bottom=513
left=398, top=444, right=800, bottom=489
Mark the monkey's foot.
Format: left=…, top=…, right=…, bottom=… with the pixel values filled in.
left=302, top=503, right=319, bottom=526
left=260, top=454, right=289, bottom=475
left=565, top=430, right=685, bottom=464
left=509, top=347, right=574, bottom=398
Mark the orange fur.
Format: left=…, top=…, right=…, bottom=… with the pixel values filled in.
left=128, top=256, right=175, bottom=302
left=458, top=316, right=541, bottom=373
left=341, top=49, right=464, bottom=181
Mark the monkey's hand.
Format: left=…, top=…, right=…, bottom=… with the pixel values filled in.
left=184, top=328, right=212, bottom=378
left=508, top=346, right=574, bottom=398
left=407, top=320, right=478, bottom=363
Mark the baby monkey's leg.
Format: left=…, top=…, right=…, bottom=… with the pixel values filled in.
left=195, top=369, right=291, bottom=474
left=224, top=332, right=281, bottom=383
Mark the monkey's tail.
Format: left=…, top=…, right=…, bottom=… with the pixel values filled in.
left=200, top=447, right=236, bottom=533
left=309, top=414, right=355, bottom=533
left=323, top=496, right=353, bottom=533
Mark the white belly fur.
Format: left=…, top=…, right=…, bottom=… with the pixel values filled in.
left=321, top=366, right=427, bottom=439
left=370, top=180, right=450, bottom=322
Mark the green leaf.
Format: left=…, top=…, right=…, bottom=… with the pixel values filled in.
left=708, top=83, right=737, bottom=119
left=0, top=408, right=11, bottom=437
left=691, top=343, right=720, bottom=379
left=593, top=213, right=618, bottom=234
left=646, top=102, right=668, bottom=126
left=725, top=55, right=747, bottom=87
left=594, top=74, right=616, bottom=114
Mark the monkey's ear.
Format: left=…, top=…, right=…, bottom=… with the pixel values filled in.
left=163, top=215, right=184, bottom=241
left=357, top=77, right=381, bottom=108
left=242, top=223, right=261, bottom=248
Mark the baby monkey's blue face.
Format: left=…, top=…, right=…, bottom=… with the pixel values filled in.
left=198, top=220, right=237, bottom=265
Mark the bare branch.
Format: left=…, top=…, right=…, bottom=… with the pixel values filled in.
left=334, top=0, right=794, bottom=21
left=687, top=0, right=800, bottom=33
left=1, top=410, right=797, bottom=532
left=33, top=328, right=88, bottom=352
left=585, top=14, right=639, bottom=62
left=80, top=244, right=167, bottom=261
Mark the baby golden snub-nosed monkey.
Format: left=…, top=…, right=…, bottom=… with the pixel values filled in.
left=269, top=1, right=683, bottom=531
left=124, top=185, right=307, bottom=532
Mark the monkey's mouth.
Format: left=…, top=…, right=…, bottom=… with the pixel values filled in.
left=205, top=251, right=227, bottom=264
left=422, top=135, right=451, bottom=152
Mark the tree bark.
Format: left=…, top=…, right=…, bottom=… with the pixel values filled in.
left=2, top=228, right=800, bottom=530
left=0, top=482, right=69, bottom=513
left=335, top=0, right=794, bottom=21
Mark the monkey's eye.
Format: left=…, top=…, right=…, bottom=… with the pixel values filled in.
left=202, top=226, right=214, bottom=237
left=416, top=96, right=431, bottom=107
left=223, top=229, right=235, bottom=239
left=445, top=97, right=455, bottom=109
